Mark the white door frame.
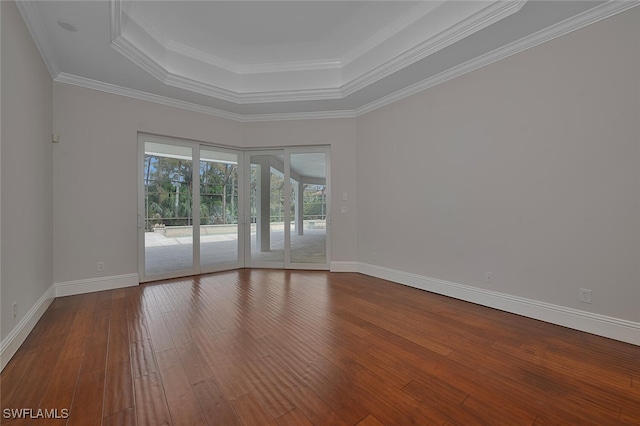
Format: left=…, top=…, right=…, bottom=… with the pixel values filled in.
left=199, top=144, right=245, bottom=275
left=138, top=134, right=200, bottom=282
left=139, top=134, right=331, bottom=282
left=284, top=146, right=331, bottom=270
left=244, top=149, right=286, bottom=269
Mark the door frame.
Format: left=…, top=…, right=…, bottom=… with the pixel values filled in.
left=244, top=149, right=286, bottom=269
left=284, top=146, right=331, bottom=270
left=138, top=134, right=330, bottom=282
left=199, top=144, right=246, bottom=275
left=138, top=134, right=202, bottom=282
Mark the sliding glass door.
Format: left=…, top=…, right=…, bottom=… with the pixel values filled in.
left=245, top=147, right=330, bottom=270
left=286, top=149, right=330, bottom=269
left=246, top=151, right=285, bottom=268
left=139, top=135, right=245, bottom=282
left=139, top=135, right=329, bottom=281
left=199, top=147, right=243, bottom=272
left=140, top=139, right=195, bottom=278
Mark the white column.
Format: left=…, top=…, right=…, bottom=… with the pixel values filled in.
left=297, top=181, right=304, bottom=235
left=259, top=162, right=271, bottom=252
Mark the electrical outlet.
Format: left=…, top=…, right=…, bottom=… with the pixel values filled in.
left=97, top=262, right=105, bottom=272
left=579, top=288, right=592, bottom=304
left=485, top=272, right=493, bottom=283
left=12, top=302, right=17, bottom=319
left=371, top=252, right=378, bottom=263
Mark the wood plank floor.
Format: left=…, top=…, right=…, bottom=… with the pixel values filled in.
left=1, top=269, right=639, bottom=425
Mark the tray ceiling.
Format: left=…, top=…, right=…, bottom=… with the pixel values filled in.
left=16, top=0, right=637, bottom=121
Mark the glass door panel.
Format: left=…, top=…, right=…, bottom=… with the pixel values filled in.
left=199, top=148, right=241, bottom=270
left=247, top=152, right=285, bottom=267
left=142, top=141, right=194, bottom=277
left=140, top=139, right=330, bottom=280
left=286, top=151, right=329, bottom=267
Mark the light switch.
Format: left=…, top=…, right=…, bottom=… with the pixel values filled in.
left=342, top=192, right=348, bottom=201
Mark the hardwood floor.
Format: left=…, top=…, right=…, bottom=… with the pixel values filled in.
left=1, top=269, right=639, bottom=425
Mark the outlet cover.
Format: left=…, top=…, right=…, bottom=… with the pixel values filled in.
left=579, top=288, right=592, bottom=304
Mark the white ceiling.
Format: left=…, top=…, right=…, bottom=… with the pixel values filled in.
left=127, top=1, right=420, bottom=66
left=16, top=0, right=638, bottom=121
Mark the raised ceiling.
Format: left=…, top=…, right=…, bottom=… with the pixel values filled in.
left=17, top=0, right=638, bottom=121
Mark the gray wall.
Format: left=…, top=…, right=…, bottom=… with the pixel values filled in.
left=1, top=0, right=54, bottom=341
left=53, top=84, right=358, bottom=283
left=53, top=84, right=243, bottom=283
left=356, top=7, right=640, bottom=322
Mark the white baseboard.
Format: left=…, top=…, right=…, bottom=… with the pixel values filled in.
left=0, top=284, right=55, bottom=371
left=330, top=261, right=359, bottom=273
left=55, top=273, right=139, bottom=297
left=357, top=262, right=640, bottom=346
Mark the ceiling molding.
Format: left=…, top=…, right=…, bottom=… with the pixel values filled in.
left=339, top=1, right=443, bottom=67
left=354, top=0, right=640, bottom=116
left=166, top=41, right=343, bottom=76
left=126, top=1, right=436, bottom=77
left=54, top=73, right=245, bottom=122
left=51, top=1, right=639, bottom=123
left=110, top=35, right=168, bottom=83
left=342, top=0, right=526, bottom=97
left=128, top=4, right=342, bottom=76
left=110, top=7, right=344, bottom=105
left=109, top=0, right=121, bottom=44
left=108, top=0, right=524, bottom=105
left=238, top=110, right=358, bottom=123
left=164, top=73, right=345, bottom=105
left=53, top=73, right=356, bottom=123
left=14, top=0, right=60, bottom=79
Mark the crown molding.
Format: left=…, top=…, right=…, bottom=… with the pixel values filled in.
left=128, top=4, right=342, bottom=76
left=164, top=72, right=344, bottom=105
left=53, top=73, right=356, bottom=122
left=110, top=35, right=168, bottom=83
left=342, top=0, right=526, bottom=96
left=166, top=40, right=342, bottom=75
left=54, top=73, right=245, bottom=121
left=109, top=0, right=121, bottom=44
left=122, top=3, right=168, bottom=47
left=340, top=1, right=443, bottom=67
left=109, top=0, right=524, bottom=104
left=239, top=110, right=357, bottom=123
left=110, top=4, right=344, bottom=104
left=126, top=0, right=435, bottom=76
left=54, top=1, right=640, bottom=123
left=14, top=0, right=60, bottom=79
left=355, top=0, right=640, bottom=116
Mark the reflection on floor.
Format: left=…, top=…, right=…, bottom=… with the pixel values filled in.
left=144, top=228, right=326, bottom=276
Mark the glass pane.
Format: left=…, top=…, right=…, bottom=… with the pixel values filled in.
left=200, top=149, right=239, bottom=268
left=144, top=142, right=193, bottom=275
left=249, top=153, right=285, bottom=263
left=289, top=152, right=327, bottom=264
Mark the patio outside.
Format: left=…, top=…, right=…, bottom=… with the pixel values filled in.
left=145, top=221, right=326, bottom=276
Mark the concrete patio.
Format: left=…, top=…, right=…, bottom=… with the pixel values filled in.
left=144, top=225, right=327, bottom=276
